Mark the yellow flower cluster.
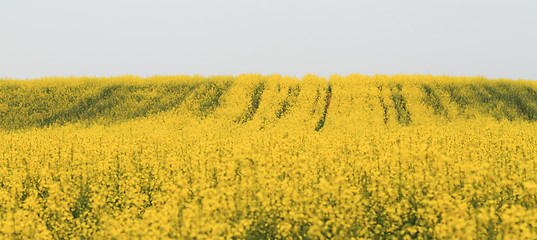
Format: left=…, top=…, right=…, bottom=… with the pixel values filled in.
left=1, top=74, right=537, bottom=239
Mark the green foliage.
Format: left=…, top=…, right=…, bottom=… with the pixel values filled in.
left=0, top=77, right=232, bottom=130
left=441, top=81, right=537, bottom=121
left=236, top=81, right=266, bottom=124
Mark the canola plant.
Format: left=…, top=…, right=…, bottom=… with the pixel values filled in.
left=1, top=74, right=537, bottom=239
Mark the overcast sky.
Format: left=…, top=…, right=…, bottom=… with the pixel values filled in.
left=1, top=0, right=536, bottom=80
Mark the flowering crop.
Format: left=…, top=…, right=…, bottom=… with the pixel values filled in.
left=1, top=74, right=537, bottom=239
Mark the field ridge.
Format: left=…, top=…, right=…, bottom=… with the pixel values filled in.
left=1, top=74, right=537, bottom=131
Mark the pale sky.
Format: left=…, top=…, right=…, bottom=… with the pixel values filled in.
left=1, top=0, right=536, bottom=80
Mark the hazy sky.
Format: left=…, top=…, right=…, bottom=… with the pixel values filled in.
left=1, top=0, right=536, bottom=80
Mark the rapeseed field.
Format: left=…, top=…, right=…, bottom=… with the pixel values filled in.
left=1, top=74, right=537, bottom=239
